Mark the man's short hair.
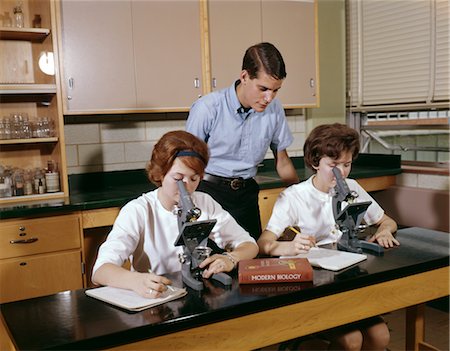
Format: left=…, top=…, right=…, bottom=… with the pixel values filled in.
left=242, top=42, right=287, bottom=80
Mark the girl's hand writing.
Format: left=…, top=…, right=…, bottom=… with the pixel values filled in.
left=291, top=234, right=315, bottom=254
left=132, top=271, right=172, bottom=298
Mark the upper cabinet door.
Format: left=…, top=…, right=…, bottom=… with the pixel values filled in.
left=132, top=1, right=202, bottom=110
left=60, top=0, right=137, bottom=113
left=208, top=0, right=262, bottom=92
left=262, top=0, right=318, bottom=108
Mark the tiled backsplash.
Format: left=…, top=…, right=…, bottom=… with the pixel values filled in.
left=64, top=114, right=307, bottom=174
left=64, top=114, right=448, bottom=191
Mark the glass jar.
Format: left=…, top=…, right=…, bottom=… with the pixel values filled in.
left=2, top=117, right=11, bottom=140
left=13, top=5, right=24, bottom=28
left=32, top=14, right=41, bottom=28
left=21, top=113, right=31, bottom=138
left=13, top=171, right=25, bottom=196
left=3, top=12, right=12, bottom=27
left=24, top=171, right=33, bottom=195
left=45, top=161, right=60, bottom=193
left=0, top=166, right=12, bottom=198
left=10, top=113, right=22, bottom=139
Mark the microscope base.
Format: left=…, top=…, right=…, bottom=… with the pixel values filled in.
left=212, top=272, right=232, bottom=286
left=338, top=239, right=384, bottom=255
left=181, top=265, right=232, bottom=290
left=182, top=267, right=204, bottom=290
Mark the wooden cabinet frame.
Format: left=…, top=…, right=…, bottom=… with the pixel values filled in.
left=0, top=0, right=69, bottom=205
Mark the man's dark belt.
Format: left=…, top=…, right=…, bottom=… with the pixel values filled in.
left=203, top=173, right=251, bottom=191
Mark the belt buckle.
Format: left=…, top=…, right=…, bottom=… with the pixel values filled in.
left=230, top=178, right=241, bottom=190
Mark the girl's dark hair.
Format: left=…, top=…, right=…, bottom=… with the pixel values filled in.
left=146, top=130, right=209, bottom=187
left=242, top=42, right=287, bottom=80
left=303, top=123, right=360, bottom=170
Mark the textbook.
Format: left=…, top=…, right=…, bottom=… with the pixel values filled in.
left=238, top=257, right=313, bottom=284
left=281, top=247, right=367, bottom=271
left=85, top=285, right=187, bottom=312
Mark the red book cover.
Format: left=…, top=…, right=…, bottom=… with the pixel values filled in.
left=238, top=257, right=313, bottom=284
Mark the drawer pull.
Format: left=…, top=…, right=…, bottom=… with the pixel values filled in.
left=10, top=238, right=38, bottom=244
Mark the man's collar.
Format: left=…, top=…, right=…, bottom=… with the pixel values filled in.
left=234, top=80, right=252, bottom=114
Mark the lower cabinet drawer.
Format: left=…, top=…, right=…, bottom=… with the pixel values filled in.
left=0, top=250, right=83, bottom=303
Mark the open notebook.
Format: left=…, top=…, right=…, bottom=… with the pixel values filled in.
left=281, top=247, right=367, bottom=271
left=86, top=285, right=187, bottom=312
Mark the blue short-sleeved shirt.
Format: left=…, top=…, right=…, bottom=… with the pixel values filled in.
left=186, top=82, right=293, bottom=179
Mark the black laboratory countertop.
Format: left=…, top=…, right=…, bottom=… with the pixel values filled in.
left=0, top=154, right=401, bottom=220
left=0, top=227, right=447, bottom=350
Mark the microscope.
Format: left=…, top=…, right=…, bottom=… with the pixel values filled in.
left=331, top=167, right=384, bottom=254
left=174, top=180, right=232, bottom=290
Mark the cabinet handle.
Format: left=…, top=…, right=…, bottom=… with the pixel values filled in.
left=212, top=77, right=217, bottom=89
left=10, top=237, right=38, bottom=244
left=193, top=77, right=200, bottom=89
left=68, top=77, right=74, bottom=100
left=68, top=77, right=74, bottom=89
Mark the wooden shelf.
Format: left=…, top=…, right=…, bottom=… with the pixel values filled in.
left=0, top=137, right=58, bottom=145
left=0, top=27, right=50, bottom=42
left=0, top=192, right=64, bottom=205
left=0, top=84, right=57, bottom=95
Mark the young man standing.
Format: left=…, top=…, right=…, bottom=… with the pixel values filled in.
left=186, top=42, right=299, bottom=240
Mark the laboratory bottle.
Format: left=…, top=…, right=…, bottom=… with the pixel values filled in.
left=13, top=4, right=24, bottom=28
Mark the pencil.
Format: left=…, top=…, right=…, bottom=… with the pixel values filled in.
left=289, top=226, right=317, bottom=247
left=288, top=226, right=301, bottom=235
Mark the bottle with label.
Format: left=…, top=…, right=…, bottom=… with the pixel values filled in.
left=0, top=166, right=12, bottom=198
left=38, top=177, right=45, bottom=194
left=24, top=171, right=33, bottom=195
left=13, top=4, right=24, bottom=28
left=45, top=160, right=60, bottom=193
left=32, top=14, right=41, bottom=28
left=13, top=171, right=24, bottom=196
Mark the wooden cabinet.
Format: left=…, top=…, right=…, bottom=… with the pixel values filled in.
left=207, top=0, right=261, bottom=92
left=132, top=1, right=202, bottom=110
left=0, top=0, right=68, bottom=205
left=58, top=0, right=202, bottom=114
left=261, top=1, right=318, bottom=107
left=57, top=0, right=318, bottom=114
left=208, top=0, right=318, bottom=107
left=58, top=0, right=136, bottom=113
left=0, top=213, right=84, bottom=303
left=258, top=187, right=283, bottom=230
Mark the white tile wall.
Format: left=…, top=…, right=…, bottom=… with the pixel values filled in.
left=101, top=122, right=146, bottom=142
left=65, top=124, right=100, bottom=144
left=65, top=115, right=449, bottom=191
left=124, top=141, right=154, bottom=163
left=65, top=115, right=306, bottom=174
